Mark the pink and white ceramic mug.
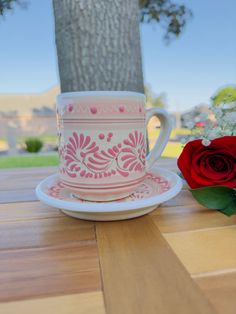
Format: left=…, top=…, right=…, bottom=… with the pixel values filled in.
left=56, top=91, right=172, bottom=201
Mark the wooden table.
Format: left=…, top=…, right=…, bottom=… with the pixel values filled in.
left=0, top=158, right=236, bottom=314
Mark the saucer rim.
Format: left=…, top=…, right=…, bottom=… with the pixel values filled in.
left=35, top=166, right=183, bottom=213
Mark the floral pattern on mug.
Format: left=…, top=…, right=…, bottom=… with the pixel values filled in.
left=59, top=130, right=146, bottom=179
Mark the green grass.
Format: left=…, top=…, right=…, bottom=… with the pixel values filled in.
left=149, top=140, right=183, bottom=158
left=148, top=128, right=185, bottom=158
left=161, top=141, right=183, bottom=158
left=148, top=128, right=190, bottom=140
left=0, top=154, right=59, bottom=169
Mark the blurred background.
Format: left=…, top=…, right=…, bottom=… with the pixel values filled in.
left=0, top=0, right=235, bottom=167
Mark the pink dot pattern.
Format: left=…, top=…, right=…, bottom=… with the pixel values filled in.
left=119, top=105, right=125, bottom=112
left=67, top=104, right=74, bottom=112
left=99, top=133, right=105, bottom=140
left=90, top=107, right=97, bottom=114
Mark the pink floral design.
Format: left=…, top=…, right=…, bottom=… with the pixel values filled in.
left=89, top=144, right=123, bottom=176
left=64, top=132, right=99, bottom=178
left=59, top=130, right=146, bottom=179
left=48, top=181, right=65, bottom=199
left=58, top=143, right=67, bottom=174
left=118, top=131, right=146, bottom=172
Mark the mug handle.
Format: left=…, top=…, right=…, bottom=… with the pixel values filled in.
left=146, top=108, right=172, bottom=169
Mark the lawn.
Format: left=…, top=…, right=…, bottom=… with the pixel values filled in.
left=0, top=141, right=183, bottom=168
left=0, top=154, right=59, bottom=169
left=148, top=128, right=190, bottom=139
left=161, top=141, right=183, bottom=158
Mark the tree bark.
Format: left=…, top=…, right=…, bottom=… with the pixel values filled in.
left=53, top=0, right=144, bottom=93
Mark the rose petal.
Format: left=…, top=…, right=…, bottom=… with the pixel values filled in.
left=177, top=137, right=236, bottom=188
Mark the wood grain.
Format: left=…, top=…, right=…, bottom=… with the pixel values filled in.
left=0, top=166, right=57, bottom=190
left=0, top=167, right=56, bottom=203
left=0, top=189, right=37, bottom=203
left=0, top=166, right=56, bottom=176
left=0, top=201, right=63, bottom=222
left=0, top=243, right=101, bottom=301
left=162, top=190, right=198, bottom=207
left=96, top=216, right=216, bottom=314
left=164, top=225, right=236, bottom=274
left=195, top=271, right=236, bottom=314
left=0, top=292, right=105, bottom=314
left=152, top=204, right=236, bottom=233
left=0, top=216, right=95, bottom=250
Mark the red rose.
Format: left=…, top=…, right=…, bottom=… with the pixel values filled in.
left=177, top=136, right=236, bottom=189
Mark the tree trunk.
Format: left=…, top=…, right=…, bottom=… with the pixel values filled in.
left=53, top=0, right=144, bottom=93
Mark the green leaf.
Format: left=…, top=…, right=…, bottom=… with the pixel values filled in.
left=219, top=200, right=236, bottom=217
left=190, top=186, right=236, bottom=216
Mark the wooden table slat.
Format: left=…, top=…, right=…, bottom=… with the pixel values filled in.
left=0, top=189, right=37, bottom=204
left=163, top=225, right=236, bottom=275
left=195, top=271, right=236, bottom=314
left=0, top=292, right=105, bottom=314
left=0, top=167, right=57, bottom=190
left=0, top=243, right=101, bottom=302
left=0, top=202, right=64, bottom=222
left=96, top=216, right=216, bottom=314
left=152, top=204, right=236, bottom=233
left=0, top=216, right=95, bottom=250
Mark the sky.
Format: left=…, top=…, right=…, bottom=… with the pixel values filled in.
left=0, top=0, right=235, bottom=112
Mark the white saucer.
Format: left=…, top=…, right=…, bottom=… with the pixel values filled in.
left=35, top=166, right=182, bottom=221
